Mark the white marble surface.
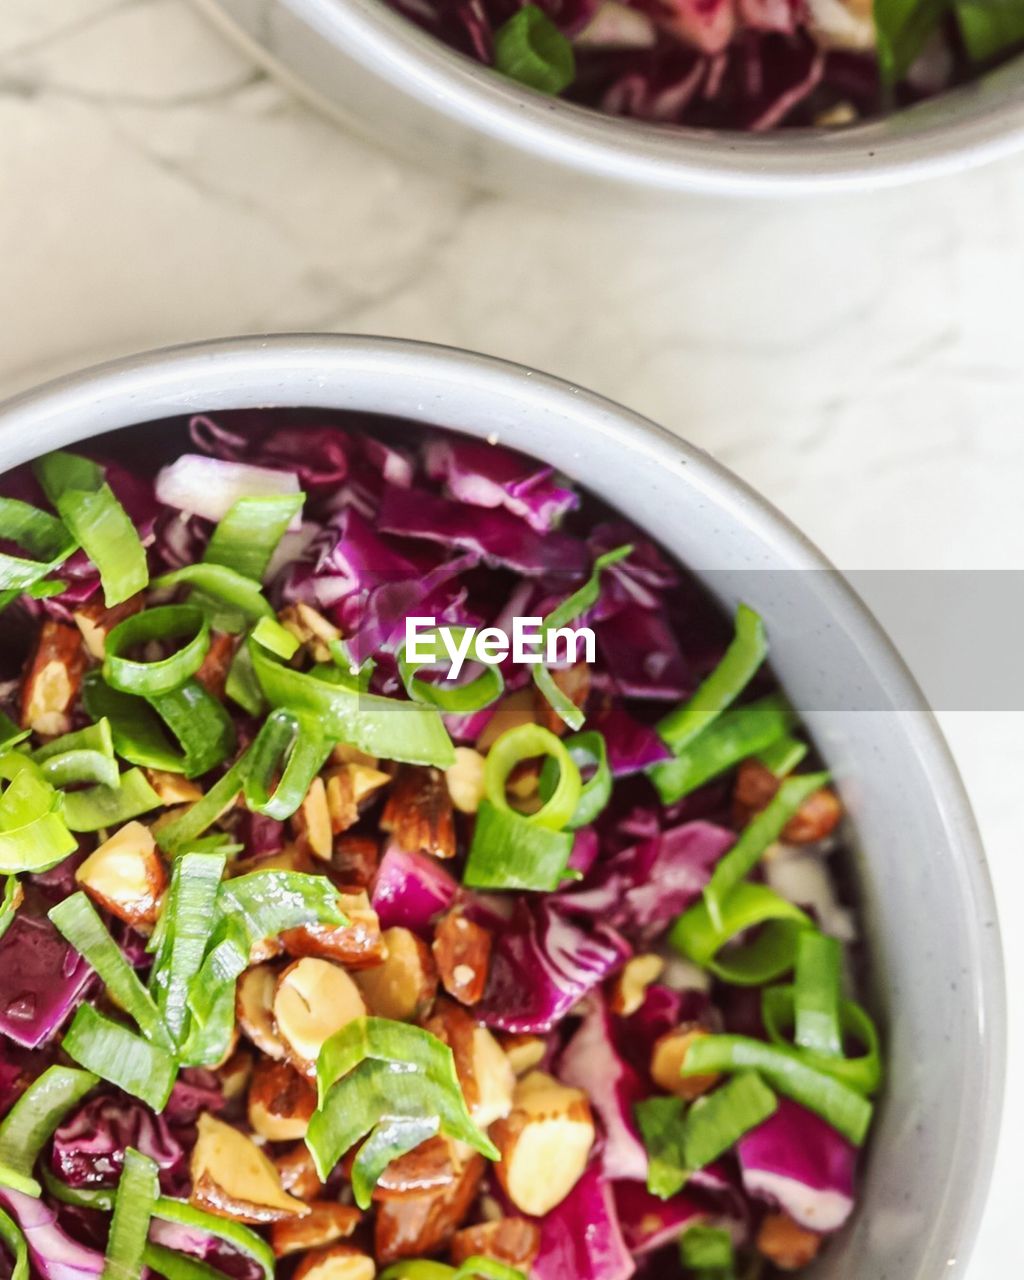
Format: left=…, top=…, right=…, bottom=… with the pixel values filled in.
left=1, top=0, right=1022, bottom=1271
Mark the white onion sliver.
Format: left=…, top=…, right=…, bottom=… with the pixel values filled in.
left=155, top=455, right=302, bottom=529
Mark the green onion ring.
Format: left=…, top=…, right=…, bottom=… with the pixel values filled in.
left=670, top=882, right=812, bottom=986
left=243, top=709, right=330, bottom=821
left=761, top=985, right=883, bottom=1096
left=397, top=627, right=504, bottom=714
left=104, top=605, right=211, bottom=697
left=537, top=730, right=610, bottom=830
left=484, top=723, right=581, bottom=831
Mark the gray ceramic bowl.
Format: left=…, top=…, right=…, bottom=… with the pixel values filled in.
left=195, top=0, right=1024, bottom=195
left=0, top=335, right=1005, bottom=1276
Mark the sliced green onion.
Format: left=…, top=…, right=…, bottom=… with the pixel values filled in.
left=33, top=719, right=120, bottom=790
left=792, top=929, right=843, bottom=1058
left=671, top=882, right=811, bottom=986
left=484, top=723, right=581, bottom=830
left=62, top=1004, right=178, bottom=1111
left=224, top=644, right=263, bottom=717
left=0, top=497, right=77, bottom=592
left=649, top=694, right=795, bottom=805
left=634, top=1095, right=688, bottom=1199
left=0, top=713, right=29, bottom=753
left=142, top=1244, right=227, bottom=1280
left=657, top=604, right=767, bottom=753
left=0, top=762, right=77, bottom=873
left=957, top=1, right=1024, bottom=62
left=761, top=985, right=882, bottom=1096
left=102, top=1147, right=159, bottom=1280
left=242, top=709, right=330, bottom=821
left=0, top=1206, right=28, bottom=1280
left=82, top=674, right=184, bottom=773
left=380, top=1261, right=526, bottom=1280
left=146, top=680, right=236, bottom=779
left=758, top=734, right=808, bottom=777
left=34, top=452, right=148, bottom=607
left=104, top=606, right=210, bottom=697
left=0, top=764, right=53, bottom=827
left=680, top=1071, right=777, bottom=1171
left=152, top=566, right=273, bottom=634
left=538, top=730, right=610, bottom=830
left=151, top=1200, right=274, bottom=1280
left=681, top=1035, right=874, bottom=1146
left=533, top=545, right=631, bottom=731
left=250, top=616, right=300, bottom=660
left=204, top=494, right=304, bottom=582
left=154, top=752, right=249, bottom=855
left=33, top=719, right=114, bottom=765
left=49, top=893, right=172, bottom=1050
left=63, top=769, right=161, bottom=833
left=0, top=1065, right=98, bottom=1197
left=702, top=771, right=829, bottom=929
left=351, top=1114, right=441, bottom=1210
left=680, top=1224, right=735, bottom=1273
left=41, top=1166, right=115, bottom=1210
left=250, top=639, right=455, bottom=769
left=0, top=876, right=19, bottom=943
left=463, top=800, right=574, bottom=891
left=397, top=627, right=504, bottom=714
left=493, top=4, right=575, bottom=95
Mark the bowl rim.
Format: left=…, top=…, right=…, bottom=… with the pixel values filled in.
left=0, top=333, right=1007, bottom=1271
left=195, top=0, right=1024, bottom=194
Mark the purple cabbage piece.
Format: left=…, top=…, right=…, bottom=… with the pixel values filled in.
left=588, top=522, right=678, bottom=613
left=371, top=846, right=459, bottom=937
left=360, top=436, right=415, bottom=488
left=594, top=608, right=689, bottom=700
left=613, top=1181, right=710, bottom=1255
left=736, top=1097, right=857, bottom=1233
left=378, top=485, right=590, bottom=579
left=423, top=436, right=580, bottom=534
left=51, top=1096, right=186, bottom=1193
left=163, top=1069, right=225, bottom=1127
left=475, top=900, right=631, bottom=1035
left=558, top=821, right=734, bottom=941
left=0, top=914, right=93, bottom=1050
left=190, top=415, right=351, bottom=495
left=594, top=703, right=673, bottom=776
left=532, top=1164, right=636, bottom=1280
left=149, top=1219, right=266, bottom=1280
left=0, top=1187, right=103, bottom=1280
left=560, top=999, right=648, bottom=1182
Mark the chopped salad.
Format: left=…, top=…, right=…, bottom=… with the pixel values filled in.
left=0, top=414, right=881, bottom=1280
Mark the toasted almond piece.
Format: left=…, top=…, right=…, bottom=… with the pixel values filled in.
left=326, top=765, right=392, bottom=835
left=373, top=1135, right=458, bottom=1201
left=72, top=595, right=143, bottom=660
left=444, top=748, right=486, bottom=815
left=380, top=765, right=456, bottom=860
left=533, top=661, right=590, bottom=736
left=651, top=1027, right=719, bottom=1100
left=423, top=1000, right=480, bottom=1112
left=450, top=1218, right=542, bottom=1269
left=271, top=1202, right=362, bottom=1258
left=468, top=1025, right=515, bottom=1130
left=21, top=620, right=86, bottom=737
left=274, top=958, right=366, bottom=1078
left=217, top=1048, right=253, bottom=1103
left=75, top=822, right=166, bottom=926
left=195, top=631, right=236, bottom=702
left=294, top=777, right=333, bottom=861
left=353, top=927, right=437, bottom=1022
left=331, top=836, right=379, bottom=890
left=280, top=891, right=386, bottom=969
left=756, top=1212, right=823, bottom=1270
left=274, top=1144, right=325, bottom=1201
left=476, top=690, right=536, bottom=752
left=293, top=1244, right=375, bottom=1280
left=609, top=953, right=665, bottom=1017
left=279, top=604, right=342, bottom=664
left=190, top=1114, right=309, bottom=1223
left=490, top=1072, right=594, bottom=1217
left=248, top=1058, right=318, bottom=1142
left=499, top=1034, right=546, bottom=1077
left=432, top=911, right=492, bottom=1007
left=236, top=964, right=287, bottom=1060
left=374, top=1153, right=484, bottom=1263
left=146, top=770, right=204, bottom=806
left=331, top=744, right=379, bottom=769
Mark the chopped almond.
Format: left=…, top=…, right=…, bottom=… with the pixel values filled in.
left=146, top=770, right=204, bottom=806
left=451, top=1218, right=542, bottom=1270
left=325, top=765, right=391, bottom=834
left=432, top=911, right=492, bottom=1007
left=533, top=661, right=590, bottom=736
left=72, top=594, right=143, bottom=660
left=293, top=1245, right=375, bottom=1280
left=280, top=890, right=386, bottom=969
left=331, top=744, right=379, bottom=770
left=273, top=958, right=367, bottom=1078
left=293, top=777, right=333, bottom=860
left=476, top=690, right=535, bottom=751
left=373, top=1135, right=458, bottom=1201
left=21, top=620, right=85, bottom=736
left=274, top=1144, right=325, bottom=1201
left=609, top=954, right=665, bottom=1017
left=380, top=766, right=456, bottom=859
left=651, top=1027, right=719, bottom=1100
left=195, top=631, right=236, bottom=702
left=270, top=1202, right=362, bottom=1258
left=490, top=1072, right=594, bottom=1217
left=353, top=927, right=437, bottom=1022
left=217, top=1049, right=253, bottom=1104
left=190, top=1114, right=309, bottom=1223
left=756, top=1212, right=823, bottom=1270
left=248, top=1058, right=317, bottom=1142
left=444, top=747, right=486, bottom=815
left=374, top=1153, right=484, bottom=1263
left=75, top=822, right=166, bottom=927
left=499, top=1034, right=547, bottom=1077
left=331, top=836, right=379, bottom=889
left=236, top=964, right=287, bottom=1060
left=422, top=1000, right=511, bottom=1129
left=278, top=604, right=341, bottom=664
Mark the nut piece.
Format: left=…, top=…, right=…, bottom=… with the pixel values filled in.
left=650, top=1027, right=719, bottom=1101
left=490, top=1072, right=595, bottom=1217
left=146, top=770, right=204, bottom=806
left=218, top=1048, right=253, bottom=1103
left=75, top=822, right=166, bottom=927
left=326, top=765, right=391, bottom=834
left=380, top=766, right=455, bottom=859
left=248, top=1058, right=317, bottom=1142
left=72, top=595, right=143, bottom=660
left=533, top=661, right=590, bottom=736
left=274, top=958, right=366, bottom=1078
left=274, top=1144, right=324, bottom=1202
left=499, top=1034, right=546, bottom=1077
left=279, top=604, right=341, bottom=664
left=270, top=1202, right=361, bottom=1258
left=294, top=777, right=333, bottom=860
left=756, top=1212, right=823, bottom=1270
left=375, top=1153, right=484, bottom=1263
left=21, top=620, right=86, bottom=737
left=373, top=1135, right=458, bottom=1201
left=734, top=761, right=841, bottom=845
left=280, top=891, right=386, bottom=969
left=195, top=631, right=236, bottom=702
left=451, top=1218, right=542, bottom=1270
left=236, top=964, right=287, bottom=1060
left=432, top=911, right=492, bottom=1007
left=353, top=928, right=437, bottom=1022
left=421, top=1000, right=511, bottom=1128
left=190, top=1113, right=309, bottom=1223
left=331, top=836, right=380, bottom=889
left=609, top=954, right=665, bottom=1017
left=293, top=1245, right=375, bottom=1280
left=444, top=748, right=486, bottom=815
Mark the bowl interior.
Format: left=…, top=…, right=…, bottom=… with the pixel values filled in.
left=0, top=336, right=1004, bottom=1277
